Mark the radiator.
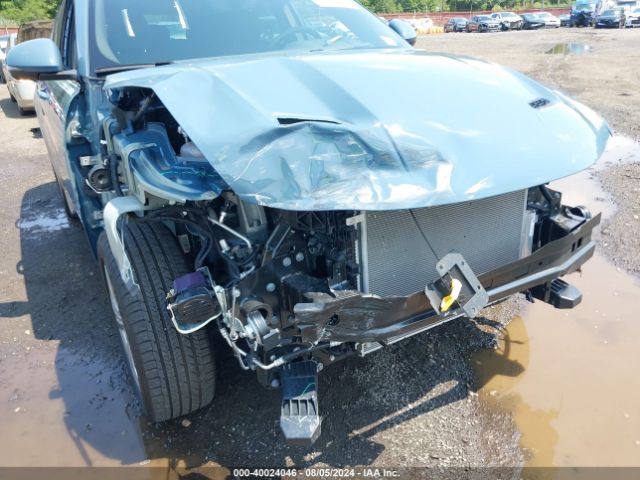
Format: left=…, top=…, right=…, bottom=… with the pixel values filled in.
left=358, top=190, right=530, bottom=297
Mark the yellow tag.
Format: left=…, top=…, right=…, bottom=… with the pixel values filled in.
left=440, top=278, right=462, bottom=312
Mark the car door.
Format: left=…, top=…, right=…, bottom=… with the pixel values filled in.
left=36, top=0, right=81, bottom=214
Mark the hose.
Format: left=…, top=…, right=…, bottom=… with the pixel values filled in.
left=208, top=216, right=253, bottom=252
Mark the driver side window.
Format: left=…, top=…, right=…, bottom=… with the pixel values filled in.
left=61, top=4, right=77, bottom=70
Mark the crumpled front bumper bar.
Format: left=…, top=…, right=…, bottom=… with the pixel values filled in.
left=294, top=214, right=600, bottom=344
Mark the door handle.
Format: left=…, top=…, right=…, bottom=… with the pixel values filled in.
left=37, top=87, right=49, bottom=100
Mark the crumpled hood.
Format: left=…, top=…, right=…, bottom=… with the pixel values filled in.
left=105, top=49, right=610, bottom=210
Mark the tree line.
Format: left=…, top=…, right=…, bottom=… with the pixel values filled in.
left=0, top=0, right=60, bottom=24
left=0, top=0, right=568, bottom=25
left=360, top=0, right=570, bottom=13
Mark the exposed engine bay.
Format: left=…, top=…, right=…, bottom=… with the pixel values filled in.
left=92, top=87, right=600, bottom=444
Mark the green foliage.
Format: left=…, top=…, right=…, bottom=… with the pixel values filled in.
left=361, top=0, right=404, bottom=12
left=0, top=0, right=61, bottom=24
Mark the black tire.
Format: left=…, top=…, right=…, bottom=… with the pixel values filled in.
left=10, top=92, right=16, bottom=103
left=98, top=222, right=216, bottom=422
left=19, top=107, right=29, bottom=116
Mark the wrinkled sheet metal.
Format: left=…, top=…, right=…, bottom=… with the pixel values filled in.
left=105, top=49, right=611, bottom=211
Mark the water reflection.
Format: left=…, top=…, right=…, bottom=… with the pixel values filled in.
left=474, top=316, right=559, bottom=468
left=475, top=256, right=640, bottom=467
left=546, top=43, right=593, bottom=55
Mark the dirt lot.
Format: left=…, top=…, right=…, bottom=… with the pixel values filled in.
left=0, top=27, right=639, bottom=475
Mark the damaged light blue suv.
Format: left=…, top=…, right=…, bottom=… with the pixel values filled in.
left=7, top=0, right=609, bottom=445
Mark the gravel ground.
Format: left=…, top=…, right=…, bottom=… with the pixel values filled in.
left=597, top=163, right=640, bottom=277
left=0, top=27, right=639, bottom=474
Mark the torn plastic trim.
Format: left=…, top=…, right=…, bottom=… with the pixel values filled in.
left=293, top=214, right=599, bottom=343
left=103, top=196, right=149, bottom=288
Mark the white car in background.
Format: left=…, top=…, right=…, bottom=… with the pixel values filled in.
left=2, top=20, right=51, bottom=115
left=406, top=17, right=434, bottom=31
left=625, top=6, right=640, bottom=25
left=0, top=34, right=8, bottom=61
left=0, top=33, right=16, bottom=83
left=2, top=34, right=36, bottom=115
left=490, top=11, right=524, bottom=29
left=536, top=11, right=562, bottom=27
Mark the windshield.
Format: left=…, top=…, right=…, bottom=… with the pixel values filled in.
left=574, top=0, right=596, bottom=10
left=91, top=0, right=406, bottom=73
left=477, top=15, right=491, bottom=20
left=601, top=9, right=619, bottom=14
left=538, top=12, right=551, bottom=17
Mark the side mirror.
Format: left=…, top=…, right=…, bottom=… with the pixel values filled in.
left=388, top=19, right=417, bottom=47
left=6, top=38, right=63, bottom=81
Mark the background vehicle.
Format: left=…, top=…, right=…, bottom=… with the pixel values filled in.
left=521, top=13, right=547, bottom=29
left=624, top=6, right=640, bottom=25
left=490, top=11, right=524, bottom=30
left=0, top=34, right=9, bottom=62
left=595, top=8, right=626, bottom=27
left=559, top=13, right=573, bottom=26
left=0, top=33, right=16, bottom=83
left=467, top=15, right=501, bottom=32
left=616, top=0, right=639, bottom=12
left=2, top=21, right=51, bottom=114
left=571, top=0, right=598, bottom=25
left=8, top=0, right=607, bottom=447
left=406, top=17, right=434, bottom=31
left=444, top=17, right=468, bottom=32
left=536, top=11, right=562, bottom=27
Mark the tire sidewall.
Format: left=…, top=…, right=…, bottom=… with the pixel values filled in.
left=97, top=233, right=156, bottom=417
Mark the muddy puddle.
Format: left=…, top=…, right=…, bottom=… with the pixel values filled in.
left=475, top=136, right=640, bottom=467
left=546, top=43, right=593, bottom=55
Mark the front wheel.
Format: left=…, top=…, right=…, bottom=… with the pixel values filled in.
left=98, top=222, right=216, bottom=422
